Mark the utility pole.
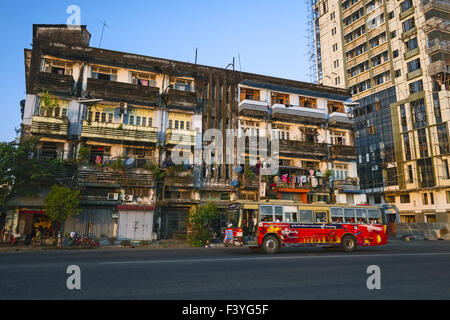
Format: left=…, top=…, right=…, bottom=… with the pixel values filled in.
left=99, top=20, right=109, bottom=48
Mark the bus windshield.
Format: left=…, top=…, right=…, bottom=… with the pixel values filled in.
left=226, top=209, right=241, bottom=228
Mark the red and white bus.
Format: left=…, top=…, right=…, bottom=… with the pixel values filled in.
left=224, top=200, right=387, bottom=254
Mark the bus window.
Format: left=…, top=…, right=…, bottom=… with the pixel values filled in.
left=260, top=206, right=273, bottom=222
left=344, top=208, right=356, bottom=224
left=315, top=211, right=327, bottom=223
left=299, top=210, right=314, bottom=224
left=274, top=206, right=283, bottom=222
left=331, top=207, right=343, bottom=224
left=284, top=211, right=298, bottom=223
left=368, top=209, right=381, bottom=224
left=356, top=208, right=368, bottom=224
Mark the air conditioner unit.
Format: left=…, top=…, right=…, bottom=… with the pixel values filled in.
left=107, top=193, right=119, bottom=201
left=122, top=194, right=134, bottom=202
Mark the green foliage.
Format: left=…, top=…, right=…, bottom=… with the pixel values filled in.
left=187, top=202, right=219, bottom=247
left=0, top=138, right=67, bottom=205
left=166, top=164, right=184, bottom=177
left=245, top=168, right=254, bottom=179
left=323, top=170, right=333, bottom=180
left=39, top=91, right=59, bottom=117
left=44, top=185, right=80, bottom=223
left=111, top=156, right=125, bottom=170
left=77, top=147, right=89, bottom=163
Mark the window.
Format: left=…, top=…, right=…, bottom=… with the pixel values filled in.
left=402, top=17, right=415, bottom=33
left=405, top=37, right=418, bottom=51
left=129, top=115, right=135, bottom=125
left=400, top=0, right=413, bottom=12
left=168, top=120, right=173, bottom=129
left=400, top=194, right=410, bottom=203
left=323, top=0, right=328, bottom=14
left=333, top=43, right=338, bottom=52
left=393, top=50, right=399, bottom=58
left=91, top=66, right=117, bottom=81
left=430, top=192, right=434, bottom=205
left=385, top=196, right=396, bottom=203
left=409, top=80, right=423, bottom=94
left=368, top=209, right=381, bottom=224
left=149, top=118, right=153, bottom=127
left=170, top=78, right=193, bottom=92
left=174, top=120, right=179, bottom=129
left=389, top=11, right=394, bottom=19
left=391, top=30, right=397, bottom=38
left=284, top=210, right=298, bottom=223
left=404, top=133, right=411, bottom=160
left=240, top=87, right=260, bottom=101
left=344, top=208, right=356, bottom=223
left=260, top=206, right=273, bottom=222
left=422, top=193, right=428, bottom=205
left=330, top=11, right=335, bottom=20
left=444, top=159, right=450, bottom=179
left=331, top=207, right=344, bottom=224
left=356, top=209, right=368, bottom=223
left=437, top=123, right=449, bottom=155
left=271, top=92, right=290, bottom=105
left=332, top=27, right=336, bottom=35
left=95, top=112, right=100, bottom=122
left=274, top=206, right=283, bottom=222
left=299, top=96, right=317, bottom=108
left=411, top=99, right=427, bottom=129
left=408, top=165, right=413, bottom=183
left=42, top=58, right=73, bottom=75
left=417, top=128, right=429, bottom=158
left=131, top=72, right=156, bottom=87
left=142, top=117, right=147, bottom=126
left=180, top=121, right=184, bottom=130
left=335, top=76, right=340, bottom=85
left=395, top=69, right=401, bottom=77
left=107, top=113, right=113, bottom=123
left=315, top=211, right=327, bottom=223
left=447, top=191, right=450, bottom=203
left=299, top=210, right=314, bottom=223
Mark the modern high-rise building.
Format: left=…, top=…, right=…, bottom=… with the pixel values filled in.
left=313, top=0, right=449, bottom=223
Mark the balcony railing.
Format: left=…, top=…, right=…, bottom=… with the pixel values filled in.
left=331, top=144, right=357, bottom=160
left=406, top=68, right=423, bottom=81
left=278, top=139, right=328, bottom=157
left=404, top=47, right=420, bottom=60
left=333, top=178, right=360, bottom=191
left=328, top=112, right=354, bottom=128
left=420, top=0, right=450, bottom=13
left=165, top=129, right=196, bottom=146
left=238, top=99, right=269, bottom=117
left=426, top=40, right=450, bottom=55
left=38, top=72, right=74, bottom=95
left=428, top=60, right=449, bottom=76
left=81, top=121, right=158, bottom=143
left=31, top=115, right=69, bottom=136
left=423, top=17, right=450, bottom=34
left=166, top=88, right=197, bottom=110
left=271, top=104, right=326, bottom=124
left=77, top=165, right=156, bottom=187
left=86, top=78, right=159, bottom=105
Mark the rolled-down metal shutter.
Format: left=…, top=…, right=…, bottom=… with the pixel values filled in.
left=160, top=208, right=189, bottom=239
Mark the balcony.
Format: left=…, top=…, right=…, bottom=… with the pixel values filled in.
left=238, top=99, right=269, bottom=117
left=423, top=17, right=450, bottom=34
left=38, top=72, right=74, bottom=95
left=426, top=40, right=450, bottom=55
left=166, top=88, right=197, bottom=110
left=428, top=60, right=449, bottom=76
left=164, top=169, right=194, bottom=188
left=401, top=26, right=417, bottom=39
left=328, top=112, right=354, bottom=128
left=399, top=7, right=415, bottom=20
left=331, top=144, right=357, bottom=160
left=165, top=129, right=196, bottom=146
left=77, top=165, right=157, bottom=187
left=238, top=175, right=260, bottom=189
left=86, top=78, right=159, bottom=105
left=333, top=178, right=360, bottom=191
left=420, top=0, right=450, bottom=13
left=31, top=115, right=69, bottom=136
left=404, top=47, right=420, bottom=60
left=278, top=139, right=328, bottom=158
left=271, top=104, right=326, bottom=124
left=406, top=68, right=423, bottom=81
left=81, top=121, right=158, bottom=144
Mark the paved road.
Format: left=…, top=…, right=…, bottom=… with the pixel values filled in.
left=0, top=240, right=449, bottom=300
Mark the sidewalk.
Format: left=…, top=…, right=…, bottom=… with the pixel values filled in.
left=0, top=239, right=226, bottom=253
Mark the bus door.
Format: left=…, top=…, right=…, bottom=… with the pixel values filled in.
left=242, top=209, right=258, bottom=245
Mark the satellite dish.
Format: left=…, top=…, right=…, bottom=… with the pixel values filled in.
left=234, top=166, right=243, bottom=173
left=230, top=180, right=239, bottom=187
left=125, top=158, right=135, bottom=166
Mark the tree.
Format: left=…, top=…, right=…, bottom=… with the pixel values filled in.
left=0, top=137, right=67, bottom=205
left=44, top=184, right=80, bottom=245
left=187, top=202, right=219, bottom=247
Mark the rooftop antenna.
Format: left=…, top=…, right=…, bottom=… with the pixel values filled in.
left=225, top=57, right=235, bottom=70
left=195, top=47, right=198, bottom=65
left=238, top=53, right=242, bottom=72
left=99, top=20, right=109, bottom=48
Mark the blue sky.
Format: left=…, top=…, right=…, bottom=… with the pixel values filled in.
left=0, top=0, right=311, bottom=142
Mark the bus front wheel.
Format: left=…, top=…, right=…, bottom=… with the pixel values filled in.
left=340, top=235, right=357, bottom=252
left=262, top=235, right=280, bottom=254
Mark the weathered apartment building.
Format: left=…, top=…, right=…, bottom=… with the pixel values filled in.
left=314, top=0, right=449, bottom=223
left=12, top=24, right=362, bottom=241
